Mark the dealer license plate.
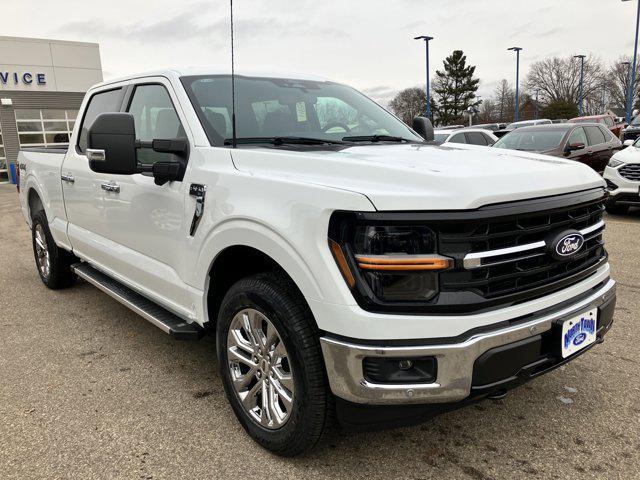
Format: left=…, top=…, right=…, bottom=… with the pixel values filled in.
left=561, top=310, right=598, bottom=358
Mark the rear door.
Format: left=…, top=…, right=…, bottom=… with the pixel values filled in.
left=584, top=125, right=609, bottom=173
left=62, top=86, right=126, bottom=264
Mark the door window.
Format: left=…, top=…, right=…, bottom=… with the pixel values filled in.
left=482, top=133, right=496, bottom=145
left=449, top=133, right=467, bottom=144
left=584, top=126, right=606, bottom=146
left=599, top=126, right=614, bottom=141
left=78, top=88, right=124, bottom=152
left=465, top=132, right=488, bottom=146
left=567, top=127, right=588, bottom=147
left=127, top=84, right=186, bottom=165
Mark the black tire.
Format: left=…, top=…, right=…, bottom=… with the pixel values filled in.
left=605, top=202, right=629, bottom=215
left=31, top=210, right=77, bottom=289
left=216, top=272, right=332, bottom=456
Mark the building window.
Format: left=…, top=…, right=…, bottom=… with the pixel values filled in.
left=14, top=109, right=78, bottom=148
left=0, top=124, right=7, bottom=183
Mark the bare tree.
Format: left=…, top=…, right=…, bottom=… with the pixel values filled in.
left=606, top=56, right=640, bottom=111
left=389, top=87, right=427, bottom=125
left=478, top=99, right=498, bottom=123
left=492, top=79, right=515, bottom=122
left=525, top=55, right=606, bottom=116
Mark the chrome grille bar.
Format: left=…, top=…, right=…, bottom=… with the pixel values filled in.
left=463, top=220, right=605, bottom=270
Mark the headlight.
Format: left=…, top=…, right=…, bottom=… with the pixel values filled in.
left=608, top=158, right=624, bottom=168
left=329, top=213, right=451, bottom=304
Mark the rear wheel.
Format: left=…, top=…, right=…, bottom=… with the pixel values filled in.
left=216, top=272, right=332, bottom=456
left=31, top=211, right=77, bottom=289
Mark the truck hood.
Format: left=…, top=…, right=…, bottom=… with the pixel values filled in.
left=230, top=143, right=605, bottom=211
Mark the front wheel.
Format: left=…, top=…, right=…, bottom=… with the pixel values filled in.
left=216, top=272, right=332, bottom=456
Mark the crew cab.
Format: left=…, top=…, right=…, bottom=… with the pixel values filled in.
left=18, top=69, right=616, bottom=456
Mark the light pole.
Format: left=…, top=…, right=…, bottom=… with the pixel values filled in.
left=574, top=55, right=586, bottom=117
left=508, top=47, right=522, bottom=121
left=414, top=35, right=434, bottom=119
left=623, top=0, right=640, bottom=123
left=534, top=89, right=539, bottom=119
left=622, top=60, right=632, bottom=119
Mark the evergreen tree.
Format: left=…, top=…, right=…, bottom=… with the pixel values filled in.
left=432, top=50, right=480, bottom=125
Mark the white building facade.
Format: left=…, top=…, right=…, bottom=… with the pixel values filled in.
left=0, top=36, right=103, bottom=182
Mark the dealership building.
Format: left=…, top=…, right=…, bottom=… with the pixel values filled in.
left=0, top=36, right=103, bottom=182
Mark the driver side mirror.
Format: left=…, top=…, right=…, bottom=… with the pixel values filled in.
left=623, top=139, right=634, bottom=147
left=87, top=113, right=137, bottom=174
left=87, top=112, right=187, bottom=185
left=412, top=116, right=434, bottom=141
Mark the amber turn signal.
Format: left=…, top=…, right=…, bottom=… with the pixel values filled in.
left=329, top=239, right=356, bottom=288
left=355, top=255, right=451, bottom=271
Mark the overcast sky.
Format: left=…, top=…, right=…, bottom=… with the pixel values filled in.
left=4, top=0, right=639, bottom=105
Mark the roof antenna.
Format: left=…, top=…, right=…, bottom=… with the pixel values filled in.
left=230, top=0, right=237, bottom=148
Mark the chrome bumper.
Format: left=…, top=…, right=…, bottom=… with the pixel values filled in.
left=320, top=279, right=616, bottom=405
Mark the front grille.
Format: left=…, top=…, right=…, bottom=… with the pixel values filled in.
left=619, top=164, right=640, bottom=182
left=438, top=190, right=606, bottom=302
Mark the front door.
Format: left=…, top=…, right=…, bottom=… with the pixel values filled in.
left=565, top=127, right=592, bottom=167
left=99, top=80, right=194, bottom=317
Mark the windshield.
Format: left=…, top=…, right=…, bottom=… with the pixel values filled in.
left=433, top=133, right=449, bottom=142
left=632, top=115, right=640, bottom=126
left=493, top=129, right=567, bottom=151
left=181, top=75, right=423, bottom=146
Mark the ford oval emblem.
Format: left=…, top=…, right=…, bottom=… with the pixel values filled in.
left=573, top=332, right=587, bottom=346
left=555, top=233, right=584, bottom=257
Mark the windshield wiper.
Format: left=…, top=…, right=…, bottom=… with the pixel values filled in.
left=223, top=136, right=348, bottom=146
left=341, top=134, right=414, bottom=143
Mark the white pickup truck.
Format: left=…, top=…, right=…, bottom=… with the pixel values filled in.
left=18, top=69, right=616, bottom=456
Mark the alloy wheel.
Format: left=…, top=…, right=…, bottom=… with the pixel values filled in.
left=34, top=224, right=50, bottom=279
left=227, top=308, right=295, bottom=429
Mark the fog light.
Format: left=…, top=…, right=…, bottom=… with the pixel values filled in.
left=363, top=356, right=436, bottom=384
left=398, top=359, right=413, bottom=370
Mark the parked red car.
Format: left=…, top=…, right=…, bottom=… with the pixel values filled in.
left=568, top=115, right=623, bottom=139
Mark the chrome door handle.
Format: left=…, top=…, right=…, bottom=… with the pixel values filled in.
left=61, top=173, right=75, bottom=183
left=101, top=181, right=120, bottom=193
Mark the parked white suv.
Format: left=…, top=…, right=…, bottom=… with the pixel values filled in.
left=603, top=137, right=640, bottom=213
left=18, top=69, right=616, bottom=456
left=433, top=128, right=498, bottom=146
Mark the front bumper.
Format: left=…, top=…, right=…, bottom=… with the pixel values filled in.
left=604, top=166, right=640, bottom=205
left=320, top=278, right=616, bottom=406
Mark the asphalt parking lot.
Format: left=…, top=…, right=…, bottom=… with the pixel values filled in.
left=1, top=183, right=639, bottom=479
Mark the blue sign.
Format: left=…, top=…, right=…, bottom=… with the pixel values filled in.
left=0, top=71, right=46, bottom=86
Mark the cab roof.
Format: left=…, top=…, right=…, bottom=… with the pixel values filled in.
left=93, top=68, right=334, bottom=90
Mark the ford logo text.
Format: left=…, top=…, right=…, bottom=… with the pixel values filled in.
left=555, top=233, right=584, bottom=257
